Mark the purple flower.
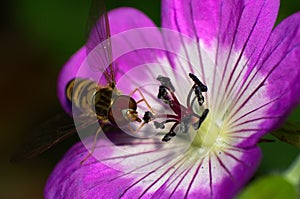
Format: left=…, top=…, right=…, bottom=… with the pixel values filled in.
left=47, top=0, right=300, bottom=198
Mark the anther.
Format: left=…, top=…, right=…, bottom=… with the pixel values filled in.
left=189, top=73, right=207, bottom=92
left=154, top=121, right=165, bottom=129
left=194, top=86, right=205, bottom=106
left=147, top=73, right=210, bottom=142
left=157, top=85, right=172, bottom=104
left=143, top=111, right=154, bottom=123
left=193, top=109, right=209, bottom=130
left=157, top=75, right=175, bottom=92
left=162, top=131, right=176, bottom=142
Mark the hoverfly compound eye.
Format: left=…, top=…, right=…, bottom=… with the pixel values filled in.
left=107, top=95, right=141, bottom=127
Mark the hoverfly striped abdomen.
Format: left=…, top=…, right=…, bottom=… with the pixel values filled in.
left=66, top=78, right=113, bottom=119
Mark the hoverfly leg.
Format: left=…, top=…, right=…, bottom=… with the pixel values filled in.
left=130, top=88, right=154, bottom=113
left=128, top=122, right=146, bottom=134
left=80, top=125, right=103, bottom=164
left=127, top=123, right=136, bottom=134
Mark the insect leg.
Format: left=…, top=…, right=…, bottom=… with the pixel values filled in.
left=80, top=125, right=103, bottom=164
left=128, top=122, right=146, bottom=134
left=130, top=88, right=154, bottom=113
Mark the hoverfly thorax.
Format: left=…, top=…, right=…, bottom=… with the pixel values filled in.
left=93, top=86, right=115, bottom=119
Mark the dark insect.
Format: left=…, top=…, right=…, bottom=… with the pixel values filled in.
left=142, top=73, right=209, bottom=142
left=11, top=0, right=152, bottom=163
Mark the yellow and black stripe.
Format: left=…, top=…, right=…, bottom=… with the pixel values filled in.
left=65, top=78, right=114, bottom=119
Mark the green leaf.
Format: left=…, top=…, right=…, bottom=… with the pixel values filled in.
left=271, top=121, right=300, bottom=148
left=285, top=153, right=300, bottom=188
left=237, top=175, right=298, bottom=199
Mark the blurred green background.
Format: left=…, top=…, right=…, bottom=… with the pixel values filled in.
left=0, top=0, right=299, bottom=198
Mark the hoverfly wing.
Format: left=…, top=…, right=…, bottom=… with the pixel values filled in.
left=86, top=0, right=115, bottom=86
left=11, top=113, right=98, bottom=162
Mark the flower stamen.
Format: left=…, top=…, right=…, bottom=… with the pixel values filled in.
left=143, top=73, right=209, bottom=142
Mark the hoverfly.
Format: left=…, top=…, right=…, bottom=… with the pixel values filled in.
left=11, top=0, right=152, bottom=163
